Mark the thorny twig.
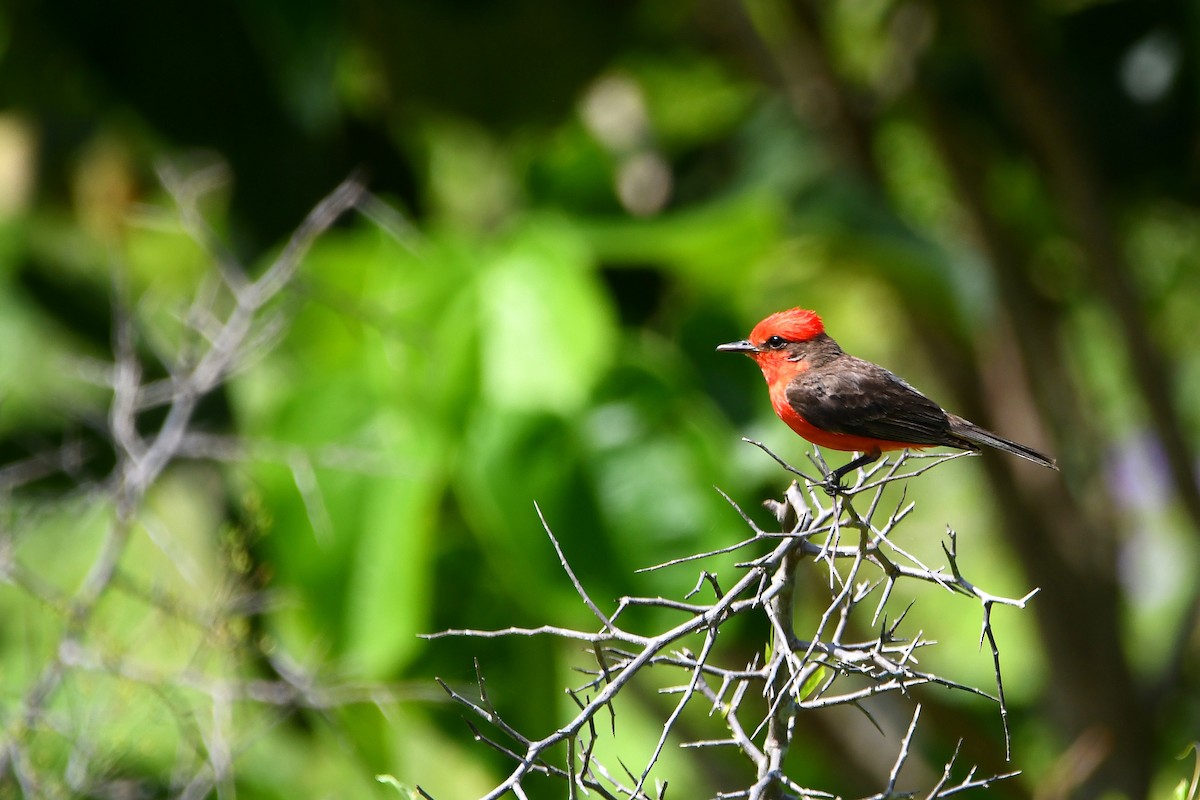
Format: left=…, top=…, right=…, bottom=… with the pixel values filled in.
left=425, top=445, right=1034, bottom=798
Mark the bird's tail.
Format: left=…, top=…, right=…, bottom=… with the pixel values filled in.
left=947, top=415, right=1058, bottom=470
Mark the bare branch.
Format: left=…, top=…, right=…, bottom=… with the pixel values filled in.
left=427, top=451, right=1032, bottom=798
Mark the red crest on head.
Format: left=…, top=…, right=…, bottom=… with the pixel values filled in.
left=749, top=307, right=825, bottom=344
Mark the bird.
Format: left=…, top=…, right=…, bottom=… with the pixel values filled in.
left=717, top=306, right=1057, bottom=488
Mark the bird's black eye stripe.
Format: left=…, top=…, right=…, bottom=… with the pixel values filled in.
left=764, top=335, right=788, bottom=349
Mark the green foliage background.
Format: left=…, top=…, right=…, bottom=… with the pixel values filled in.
left=2, top=0, right=1199, bottom=797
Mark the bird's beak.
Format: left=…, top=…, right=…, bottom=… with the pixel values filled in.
left=716, top=339, right=757, bottom=354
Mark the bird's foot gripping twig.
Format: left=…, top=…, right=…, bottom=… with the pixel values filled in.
left=819, top=464, right=856, bottom=496
left=817, top=471, right=849, bottom=496
left=741, top=438, right=881, bottom=495
left=819, top=449, right=883, bottom=496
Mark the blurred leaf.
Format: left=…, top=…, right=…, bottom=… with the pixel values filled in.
left=580, top=192, right=785, bottom=293
left=422, top=117, right=520, bottom=229
left=456, top=408, right=601, bottom=614
left=1174, top=740, right=1200, bottom=800
left=343, top=410, right=443, bottom=677
left=826, top=0, right=895, bottom=86
left=124, top=207, right=214, bottom=292
left=477, top=218, right=616, bottom=414
left=629, top=55, right=758, bottom=149
left=228, top=224, right=466, bottom=674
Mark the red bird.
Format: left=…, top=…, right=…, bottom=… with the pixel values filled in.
left=718, top=307, right=1057, bottom=486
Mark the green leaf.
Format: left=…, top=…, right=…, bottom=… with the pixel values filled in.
left=799, top=665, right=827, bottom=700
left=579, top=193, right=784, bottom=293
left=477, top=219, right=615, bottom=414
left=343, top=411, right=444, bottom=677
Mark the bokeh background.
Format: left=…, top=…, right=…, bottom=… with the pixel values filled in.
left=2, top=0, right=1199, bottom=797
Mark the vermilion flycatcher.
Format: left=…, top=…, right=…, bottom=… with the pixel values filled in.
left=718, top=307, right=1057, bottom=486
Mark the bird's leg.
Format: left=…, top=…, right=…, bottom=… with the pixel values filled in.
left=823, top=448, right=882, bottom=494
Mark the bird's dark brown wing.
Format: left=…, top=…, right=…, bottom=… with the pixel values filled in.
left=785, top=357, right=957, bottom=446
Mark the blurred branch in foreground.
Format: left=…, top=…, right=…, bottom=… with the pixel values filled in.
left=423, top=448, right=1032, bottom=799
left=0, top=171, right=418, bottom=798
